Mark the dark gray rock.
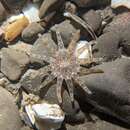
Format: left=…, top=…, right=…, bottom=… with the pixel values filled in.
left=0, top=2, right=7, bottom=22
left=76, top=58, right=130, bottom=125
left=51, top=20, right=77, bottom=47
left=39, top=0, right=65, bottom=19
left=120, top=26, right=130, bottom=56
left=30, top=33, right=57, bottom=64
left=93, top=31, right=121, bottom=61
left=1, top=48, right=30, bottom=81
left=71, top=0, right=110, bottom=8
left=102, top=12, right=130, bottom=57
left=22, top=22, right=45, bottom=43
left=0, top=87, right=22, bottom=130
left=82, top=10, right=102, bottom=32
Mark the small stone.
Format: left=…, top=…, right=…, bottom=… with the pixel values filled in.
left=0, top=2, right=7, bottom=22
left=82, top=10, right=102, bottom=32
left=65, top=1, right=77, bottom=14
left=51, top=20, right=77, bottom=47
left=0, top=87, right=22, bottom=130
left=1, top=48, right=30, bottom=81
left=30, top=33, right=57, bottom=64
left=22, top=22, right=45, bottom=43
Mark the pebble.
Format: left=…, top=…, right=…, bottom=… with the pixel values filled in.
left=0, top=2, right=7, bottom=22
left=4, top=16, right=29, bottom=42
left=1, top=48, right=30, bottom=81
left=82, top=10, right=102, bottom=32
left=22, top=22, right=45, bottom=43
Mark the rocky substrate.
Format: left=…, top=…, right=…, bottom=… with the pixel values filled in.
left=0, top=0, right=130, bottom=130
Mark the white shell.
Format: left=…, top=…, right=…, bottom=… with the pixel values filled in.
left=111, top=0, right=130, bottom=9
left=25, top=105, right=35, bottom=125
left=32, top=102, right=65, bottom=123
left=76, top=40, right=92, bottom=59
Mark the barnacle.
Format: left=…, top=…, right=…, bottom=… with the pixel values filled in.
left=32, top=30, right=103, bottom=105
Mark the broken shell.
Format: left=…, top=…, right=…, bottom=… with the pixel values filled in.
left=32, top=102, right=65, bottom=123
left=4, top=16, right=29, bottom=42
left=111, top=0, right=130, bottom=9
left=25, top=102, right=65, bottom=130
left=76, top=41, right=93, bottom=64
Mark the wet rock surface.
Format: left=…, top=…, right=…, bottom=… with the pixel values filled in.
left=77, top=58, right=130, bottom=125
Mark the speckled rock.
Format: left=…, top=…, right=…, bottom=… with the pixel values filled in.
left=76, top=58, right=130, bottom=125
left=22, top=22, right=45, bottom=43
left=1, top=48, right=30, bottom=81
left=82, top=10, right=102, bottom=32
left=51, top=20, right=77, bottom=47
left=0, top=87, right=22, bottom=130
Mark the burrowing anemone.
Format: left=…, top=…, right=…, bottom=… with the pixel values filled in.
left=32, top=30, right=103, bottom=105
